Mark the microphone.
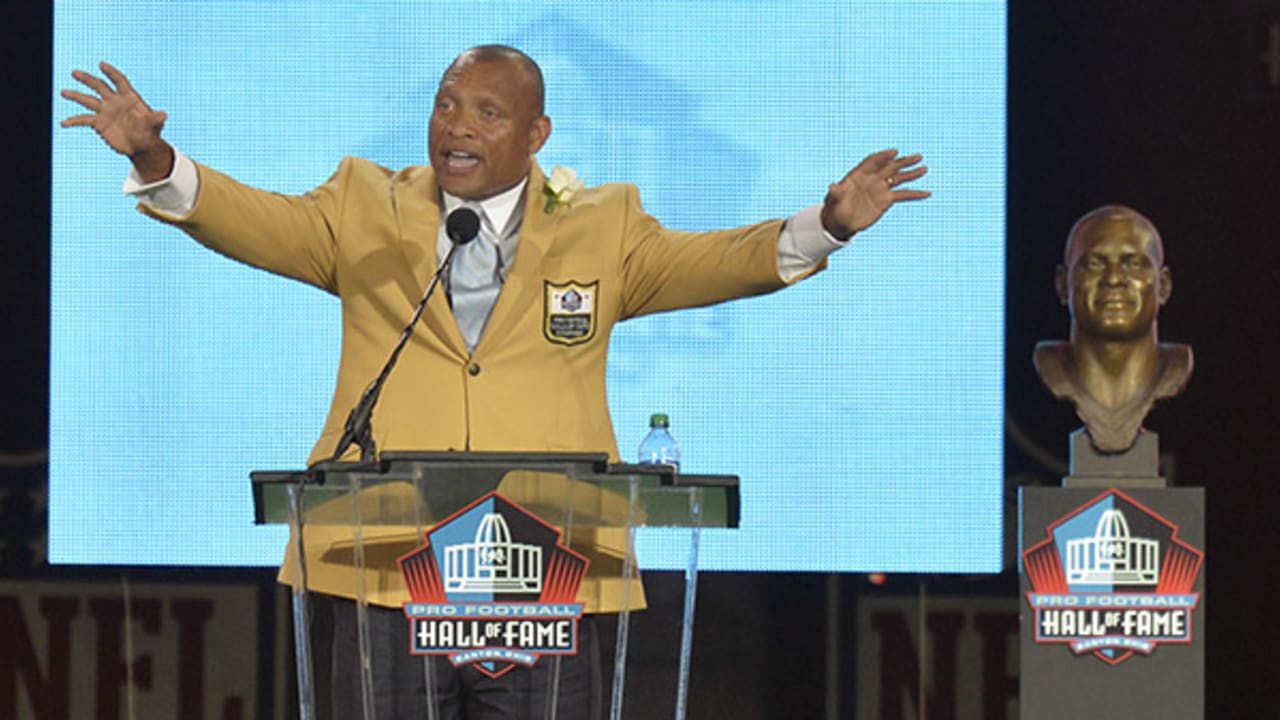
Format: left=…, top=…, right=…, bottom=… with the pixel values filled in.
left=327, top=207, right=482, bottom=463
left=446, top=206, right=481, bottom=247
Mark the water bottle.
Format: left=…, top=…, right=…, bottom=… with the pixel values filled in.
left=637, top=413, right=680, bottom=468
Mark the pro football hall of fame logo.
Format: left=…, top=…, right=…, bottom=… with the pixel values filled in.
left=1022, top=489, right=1204, bottom=664
left=396, top=492, right=590, bottom=678
left=543, top=279, right=598, bottom=345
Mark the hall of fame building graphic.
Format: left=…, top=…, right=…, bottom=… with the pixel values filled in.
left=397, top=492, right=589, bottom=678
left=1022, top=489, right=1203, bottom=664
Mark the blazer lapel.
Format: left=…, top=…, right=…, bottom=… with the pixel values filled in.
left=476, top=160, right=561, bottom=354
left=391, top=165, right=468, bottom=359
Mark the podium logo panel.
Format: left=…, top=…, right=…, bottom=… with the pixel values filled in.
left=1022, top=489, right=1203, bottom=664
left=397, top=492, right=589, bottom=678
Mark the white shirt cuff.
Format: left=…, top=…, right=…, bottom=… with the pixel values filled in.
left=123, top=148, right=199, bottom=216
left=777, top=204, right=846, bottom=282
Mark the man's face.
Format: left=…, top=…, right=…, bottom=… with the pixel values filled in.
left=428, top=56, right=550, bottom=201
left=1058, top=217, right=1171, bottom=342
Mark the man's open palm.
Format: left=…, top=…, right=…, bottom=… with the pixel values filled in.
left=61, top=62, right=172, bottom=180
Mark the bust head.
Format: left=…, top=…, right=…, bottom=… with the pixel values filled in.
left=1055, top=205, right=1171, bottom=344
left=1035, top=205, right=1192, bottom=455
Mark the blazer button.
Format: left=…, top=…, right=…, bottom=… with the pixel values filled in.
left=467, top=363, right=482, bottom=376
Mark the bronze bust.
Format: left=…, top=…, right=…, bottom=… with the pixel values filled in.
left=1034, top=205, right=1193, bottom=453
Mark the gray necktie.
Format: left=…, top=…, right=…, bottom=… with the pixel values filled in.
left=450, top=209, right=501, bottom=352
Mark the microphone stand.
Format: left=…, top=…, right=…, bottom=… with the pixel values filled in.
left=327, top=214, right=477, bottom=463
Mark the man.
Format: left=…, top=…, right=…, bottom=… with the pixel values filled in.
left=62, top=46, right=928, bottom=718
left=1034, top=205, right=1193, bottom=453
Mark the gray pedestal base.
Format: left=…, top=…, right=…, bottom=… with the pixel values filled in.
left=1018, top=431, right=1205, bottom=719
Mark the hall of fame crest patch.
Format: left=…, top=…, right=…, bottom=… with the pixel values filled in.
left=544, top=280, right=598, bottom=345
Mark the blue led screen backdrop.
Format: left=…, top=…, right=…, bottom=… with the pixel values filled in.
left=50, top=0, right=1006, bottom=571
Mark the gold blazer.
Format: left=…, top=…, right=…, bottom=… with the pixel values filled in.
left=142, top=156, right=817, bottom=611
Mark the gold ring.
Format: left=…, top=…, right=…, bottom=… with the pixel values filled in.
left=886, top=176, right=896, bottom=187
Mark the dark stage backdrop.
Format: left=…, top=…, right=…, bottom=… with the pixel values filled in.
left=1005, top=1, right=1280, bottom=716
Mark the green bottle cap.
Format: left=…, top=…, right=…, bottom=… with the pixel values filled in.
left=649, top=413, right=669, bottom=428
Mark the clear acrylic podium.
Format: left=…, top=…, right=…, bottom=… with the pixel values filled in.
left=252, top=451, right=739, bottom=720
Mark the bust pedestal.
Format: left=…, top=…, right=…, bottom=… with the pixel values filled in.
left=1018, top=430, right=1205, bottom=719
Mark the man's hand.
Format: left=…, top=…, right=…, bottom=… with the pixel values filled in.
left=60, top=62, right=174, bottom=183
left=820, top=149, right=929, bottom=241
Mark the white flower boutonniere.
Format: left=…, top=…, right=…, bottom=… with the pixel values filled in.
left=543, top=165, right=584, bottom=214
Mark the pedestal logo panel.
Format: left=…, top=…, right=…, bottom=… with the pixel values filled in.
left=1019, top=487, right=1205, bottom=719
